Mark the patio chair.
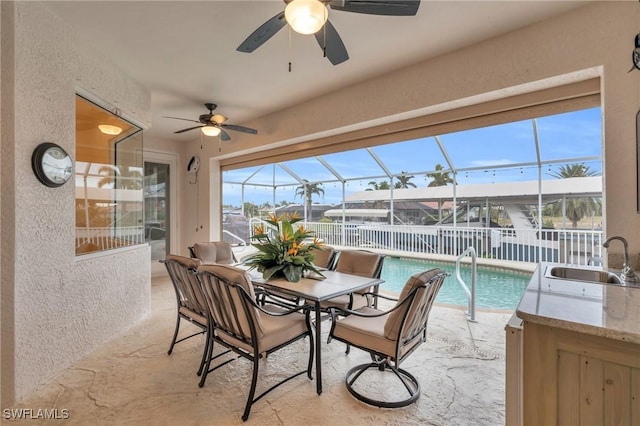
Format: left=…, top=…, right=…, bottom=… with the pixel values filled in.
left=327, top=268, right=447, bottom=408
left=190, top=241, right=237, bottom=264
left=161, top=254, right=213, bottom=377
left=321, top=249, right=385, bottom=311
left=311, top=245, right=337, bottom=269
left=196, top=264, right=314, bottom=421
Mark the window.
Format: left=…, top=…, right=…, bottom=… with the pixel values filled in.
left=75, top=95, right=144, bottom=255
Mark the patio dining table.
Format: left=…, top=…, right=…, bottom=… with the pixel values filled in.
left=246, top=268, right=384, bottom=395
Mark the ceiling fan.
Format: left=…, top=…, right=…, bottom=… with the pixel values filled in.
left=237, top=0, right=420, bottom=65
left=163, top=103, right=258, bottom=141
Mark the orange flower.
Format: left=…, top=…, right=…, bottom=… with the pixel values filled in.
left=267, top=213, right=282, bottom=223
left=313, top=236, right=324, bottom=246
left=280, top=229, right=291, bottom=241
left=289, top=211, right=302, bottom=221
left=253, top=225, right=264, bottom=235
left=287, top=241, right=301, bottom=256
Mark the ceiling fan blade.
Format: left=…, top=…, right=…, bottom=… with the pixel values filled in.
left=174, top=125, right=203, bottom=134
left=221, top=124, right=258, bottom=135
left=314, top=20, right=349, bottom=65
left=220, top=129, right=232, bottom=142
left=237, top=11, right=287, bottom=53
left=329, top=0, right=420, bottom=16
left=162, top=116, right=200, bottom=123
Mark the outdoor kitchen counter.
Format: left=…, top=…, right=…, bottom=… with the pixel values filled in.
left=516, top=262, right=640, bottom=344
left=514, top=263, right=640, bottom=425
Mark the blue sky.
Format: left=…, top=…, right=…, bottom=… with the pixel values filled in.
left=222, top=107, right=602, bottom=207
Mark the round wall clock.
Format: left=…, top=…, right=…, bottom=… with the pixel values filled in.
left=32, top=142, right=73, bottom=187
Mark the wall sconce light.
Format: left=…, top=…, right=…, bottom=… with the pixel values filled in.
left=98, top=124, right=123, bottom=135
left=285, top=0, right=328, bottom=35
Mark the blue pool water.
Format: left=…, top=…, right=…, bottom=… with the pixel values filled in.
left=380, top=257, right=531, bottom=310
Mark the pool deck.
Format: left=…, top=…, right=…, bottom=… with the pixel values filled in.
left=6, top=273, right=514, bottom=426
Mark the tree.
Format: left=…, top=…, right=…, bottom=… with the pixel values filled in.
left=97, top=165, right=143, bottom=189
left=550, top=163, right=601, bottom=228
left=366, top=180, right=390, bottom=191
left=394, top=172, right=417, bottom=189
left=549, top=164, right=598, bottom=178
left=426, top=164, right=453, bottom=187
left=294, top=180, right=324, bottom=221
left=243, top=202, right=260, bottom=218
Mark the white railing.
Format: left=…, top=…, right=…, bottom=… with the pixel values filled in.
left=301, top=222, right=603, bottom=266
left=76, top=226, right=145, bottom=250
left=223, top=229, right=248, bottom=250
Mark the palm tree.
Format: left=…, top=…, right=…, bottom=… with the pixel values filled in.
left=243, top=202, right=260, bottom=218
left=394, top=172, right=417, bottom=189
left=549, top=163, right=601, bottom=228
left=97, top=165, right=143, bottom=189
left=549, top=163, right=598, bottom=178
left=426, top=164, right=453, bottom=187
left=294, top=180, right=324, bottom=221
left=366, top=180, right=390, bottom=191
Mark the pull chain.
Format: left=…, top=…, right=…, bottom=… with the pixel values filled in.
left=288, top=26, right=292, bottom=72
left=323, top=20, right=327, bottom=58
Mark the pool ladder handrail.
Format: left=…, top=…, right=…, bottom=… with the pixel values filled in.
left=455, top=246, right=478, bottom=323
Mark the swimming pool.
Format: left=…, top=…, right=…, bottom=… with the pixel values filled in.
left=380, top=257, right=531, bottom=310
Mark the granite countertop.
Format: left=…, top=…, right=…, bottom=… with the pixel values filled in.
left=516, top=263, right=640, bottom=344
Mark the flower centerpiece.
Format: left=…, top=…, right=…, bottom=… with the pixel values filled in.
left=244, top=212, right=325, bottom=282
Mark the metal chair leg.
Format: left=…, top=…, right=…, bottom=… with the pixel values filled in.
left=242, top=356, right=260, bottom=421
left=167, top=315, right=181, bottom=355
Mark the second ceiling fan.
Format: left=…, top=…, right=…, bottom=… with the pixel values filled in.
left=237, top=0, right=420, bottom=65
left=164, top=103, right=258, bottom=141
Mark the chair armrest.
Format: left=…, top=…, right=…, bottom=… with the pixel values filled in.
left=359, top=291, right=398, bottom=302
left=328, top=297, right=410, bottom=321
left=236, top=285, right=312, bottom=317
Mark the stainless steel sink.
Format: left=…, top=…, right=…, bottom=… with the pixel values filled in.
left=545, top=266, right=622, bottom=284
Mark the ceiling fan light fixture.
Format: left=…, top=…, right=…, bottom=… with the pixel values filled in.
left=285, top=0, right=328, bottom=35
left=201, top=126, right=221, bottom=137
left=98, top=124, right=123, bottom=135
left=212, top=114, right=227, bottom=124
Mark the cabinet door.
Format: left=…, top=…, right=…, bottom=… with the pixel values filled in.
left=523, top=322, right=640, bottom=426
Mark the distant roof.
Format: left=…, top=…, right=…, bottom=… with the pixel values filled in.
left=345, top=176, right=601, bottom=204
left=324, top=209, right=390, bottom=218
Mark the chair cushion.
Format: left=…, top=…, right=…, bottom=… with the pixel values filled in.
left=178, top=306, right=207, bottom=328
left=165, top=253, right=201, bottom=269
left=198, top=264, right=265, bottom=336
left=332, top=307, right=396, bottom=358
left=212, top=242, right=235, bottom=264
left=312, top=246, right=335, bottom=269
left=194, top=242, right=235, bottom=264
left=335, top=250, right=381, bottom=278
left=383, top=269, right=442, bottom=340
left=215, top=307, right=307, bottom=354
left=320, top=293, right=368, bottom=311
left=164, top=254, right=206, bottom=314
left=193, top=242, right=217, bottom=263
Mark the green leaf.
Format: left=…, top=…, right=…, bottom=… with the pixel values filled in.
left=283, top=264, right=303, bottom=282
left=262, top=264, right=285, bottom=280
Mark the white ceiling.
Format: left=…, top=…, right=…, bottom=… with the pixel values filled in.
left=43, top=1, right=587, bottom=143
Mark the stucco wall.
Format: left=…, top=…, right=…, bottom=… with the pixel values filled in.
left=185, top=2, right=639, bottom=269
left=2, top=3, right=151, bottom=403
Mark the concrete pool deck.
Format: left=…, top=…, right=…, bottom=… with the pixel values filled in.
left=6, top=273, right=514, bottom=425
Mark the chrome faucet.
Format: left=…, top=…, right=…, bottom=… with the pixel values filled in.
left=602, top=236, right=638, bottom=283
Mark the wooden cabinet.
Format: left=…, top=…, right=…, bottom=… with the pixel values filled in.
left=522, top=322, right=640, bottom=425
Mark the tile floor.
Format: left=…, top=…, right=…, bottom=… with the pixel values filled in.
left=6, top=274, right=513, bottom=425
